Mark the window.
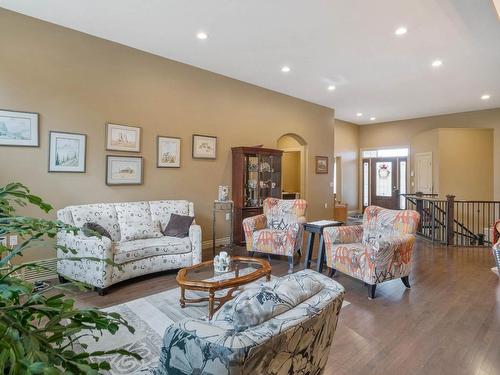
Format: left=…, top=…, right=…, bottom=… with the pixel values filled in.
left=363, top=162, right=369, bottom=207
left=399, top=161, right=407, bottom=209
left=375, top=162, right=392, bottom=197
left=362, top=148, right=408, bottom=158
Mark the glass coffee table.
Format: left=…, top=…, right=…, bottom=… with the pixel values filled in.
left=176, top=256, right=271, bottom=319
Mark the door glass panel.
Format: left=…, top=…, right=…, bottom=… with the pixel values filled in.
left=399, top=161, right=407, bottom=209
left=363, top=162, right=369, bottom=206
left=375, top=162, right=392, bottom=197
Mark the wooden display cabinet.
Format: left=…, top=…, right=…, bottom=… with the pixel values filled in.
left=232, top=147, right=283, bottom=245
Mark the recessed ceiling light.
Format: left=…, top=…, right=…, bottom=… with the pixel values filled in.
left=370, top=117, right=376, bottom=121
left=481, top=94, right=491, bottom=100
left=196, top=32, right=208, bottom=40
left=431, top=59, right=443, bottom=67
left=281, top=66, right=291, bottom=73
left=356, top=112, right=363, bottom=117
left=327, top=85, right=336, bottom=91
left=395, top=27, right=407, bottom=36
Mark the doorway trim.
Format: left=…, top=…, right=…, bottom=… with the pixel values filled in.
left=277, top=133, right=308, bottom=202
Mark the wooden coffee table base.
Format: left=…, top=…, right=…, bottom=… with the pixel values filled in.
left=180, top=285, right=251, bottom=319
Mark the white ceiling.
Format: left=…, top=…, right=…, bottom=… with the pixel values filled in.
left=1, top=0, right=499, bottom=124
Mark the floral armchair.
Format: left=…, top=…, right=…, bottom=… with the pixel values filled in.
left=492, top=220, right=500, bottom=276
left=243, top=198, right=307, bottom=271
left=156, top=269, right=345, bottom=375
left=323, top=205, right=420, bottom=299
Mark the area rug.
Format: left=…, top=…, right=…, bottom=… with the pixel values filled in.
left=81, top=271, right=350, bottom=374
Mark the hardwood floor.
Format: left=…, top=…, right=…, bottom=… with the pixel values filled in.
left=67, top=240, right=500, bottom=375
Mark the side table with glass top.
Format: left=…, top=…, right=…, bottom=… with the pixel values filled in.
left=212, top=200, right=234, bottom=257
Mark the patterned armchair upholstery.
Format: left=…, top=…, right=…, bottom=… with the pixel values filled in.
left=156, top=269, right=345, bottom=375
left=492, top=220, right=500, bottom=276
left=323, top=205, right=420, bottom=299
left=243, top=198, right=307, bottom=270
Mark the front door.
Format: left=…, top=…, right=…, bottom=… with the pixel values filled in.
left=370, top=157, right=399, bottom=209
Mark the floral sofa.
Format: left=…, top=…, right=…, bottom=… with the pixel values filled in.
left=324, top=205, right=420, bottom=299
left=156, top=269, right=345, bottom=374
left=56, top=200, right=202, bottom=294
left=243, top=198, right=307, bottom=271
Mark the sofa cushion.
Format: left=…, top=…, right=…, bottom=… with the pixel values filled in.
left=149, top=200, right=193, bottom=232
left=115, top=201, right=162, bottom=242
left=212, top=270, right=324, bottom=331
left=69, top=203, right=121, bottom=242
left=162, top=214, right=194, bottom=237
left=113, top=236, right=192, bottom=264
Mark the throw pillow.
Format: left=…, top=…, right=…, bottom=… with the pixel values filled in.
left=115, top=202, right=161, bottom=242
left=162, top=214, right=194, bottom=238
left=81, top=222, right=112, bottom=240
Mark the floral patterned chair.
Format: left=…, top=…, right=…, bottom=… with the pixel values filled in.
left=156, top=269, right=345, bottom=375
left=492, top=220, right=500, bottom=276
left=242, top=198, right=307, bottom=271
left=323, top=205, right=420, bottom=299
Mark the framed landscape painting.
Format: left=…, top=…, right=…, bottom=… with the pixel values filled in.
left=315, top=156, right=328, bottom=174
left=192, top=134, right=217, bottom=159
left=157, top=136, right=181, bottom=168
left=0, top=109, right=39, bottom=147
left=106, top=123, right=141, bottom=152
left=49, top=131, right=86, bottom=172
left=106, top=155, right=143, bottom=185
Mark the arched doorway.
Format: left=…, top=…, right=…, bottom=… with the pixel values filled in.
left=277, top=134, right=308, bottom=201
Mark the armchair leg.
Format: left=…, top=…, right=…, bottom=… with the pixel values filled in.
left=287, top=256, right=294, bottom=274
left=401, top=276, right=411, bottom=288
left=367, top=284, right=377, bottom=299
left=328, top=267, right=336, bottom=278
left=96, top=287, right=108, bottom=296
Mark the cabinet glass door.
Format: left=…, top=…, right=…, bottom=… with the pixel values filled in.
left=244, top=154, right=259, bottom=207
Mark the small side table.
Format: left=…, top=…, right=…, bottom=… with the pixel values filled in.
left=303, top=220, right=343, bottom=273
left=212, top=200, right=234, bottom=257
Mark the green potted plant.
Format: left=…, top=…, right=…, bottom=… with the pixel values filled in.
left=0, top=182, right=140, bottom=374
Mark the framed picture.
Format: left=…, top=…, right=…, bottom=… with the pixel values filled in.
left=192, top=134, right=217, bottom=159
left=106, top=123, right=141, bottom=152
left=315, top=156, right=329, bottom=174
left=49, top=131, right=86, bottom=173
left=106, top=155, right=143, bottom=185
left=0, top=109, right=39, bottom=147
left=157, top=136, right=181, bottom=168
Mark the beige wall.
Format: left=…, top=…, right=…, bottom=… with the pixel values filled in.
left=0, top=9, right=335, bottom=260
left=334, top=119, right=359, bottom=210
left=360, top=108, right=500, bottom=200
left=438, top=128, right=493, bottom=200
left=282, top=151, right=301, bottom=193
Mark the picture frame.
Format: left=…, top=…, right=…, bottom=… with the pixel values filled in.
left=315, top=156, right=329, bottom=174
left=106, top=155, right=143, bottom=185
left=48, top=131, right=87, bottom=173
left=0, top=109, right=39, bottom=147
left=106, top=123, right=141, bottom=152
left=192, top=134, right=217, bottom=159
left=157, top=136, right=181, bottom=168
